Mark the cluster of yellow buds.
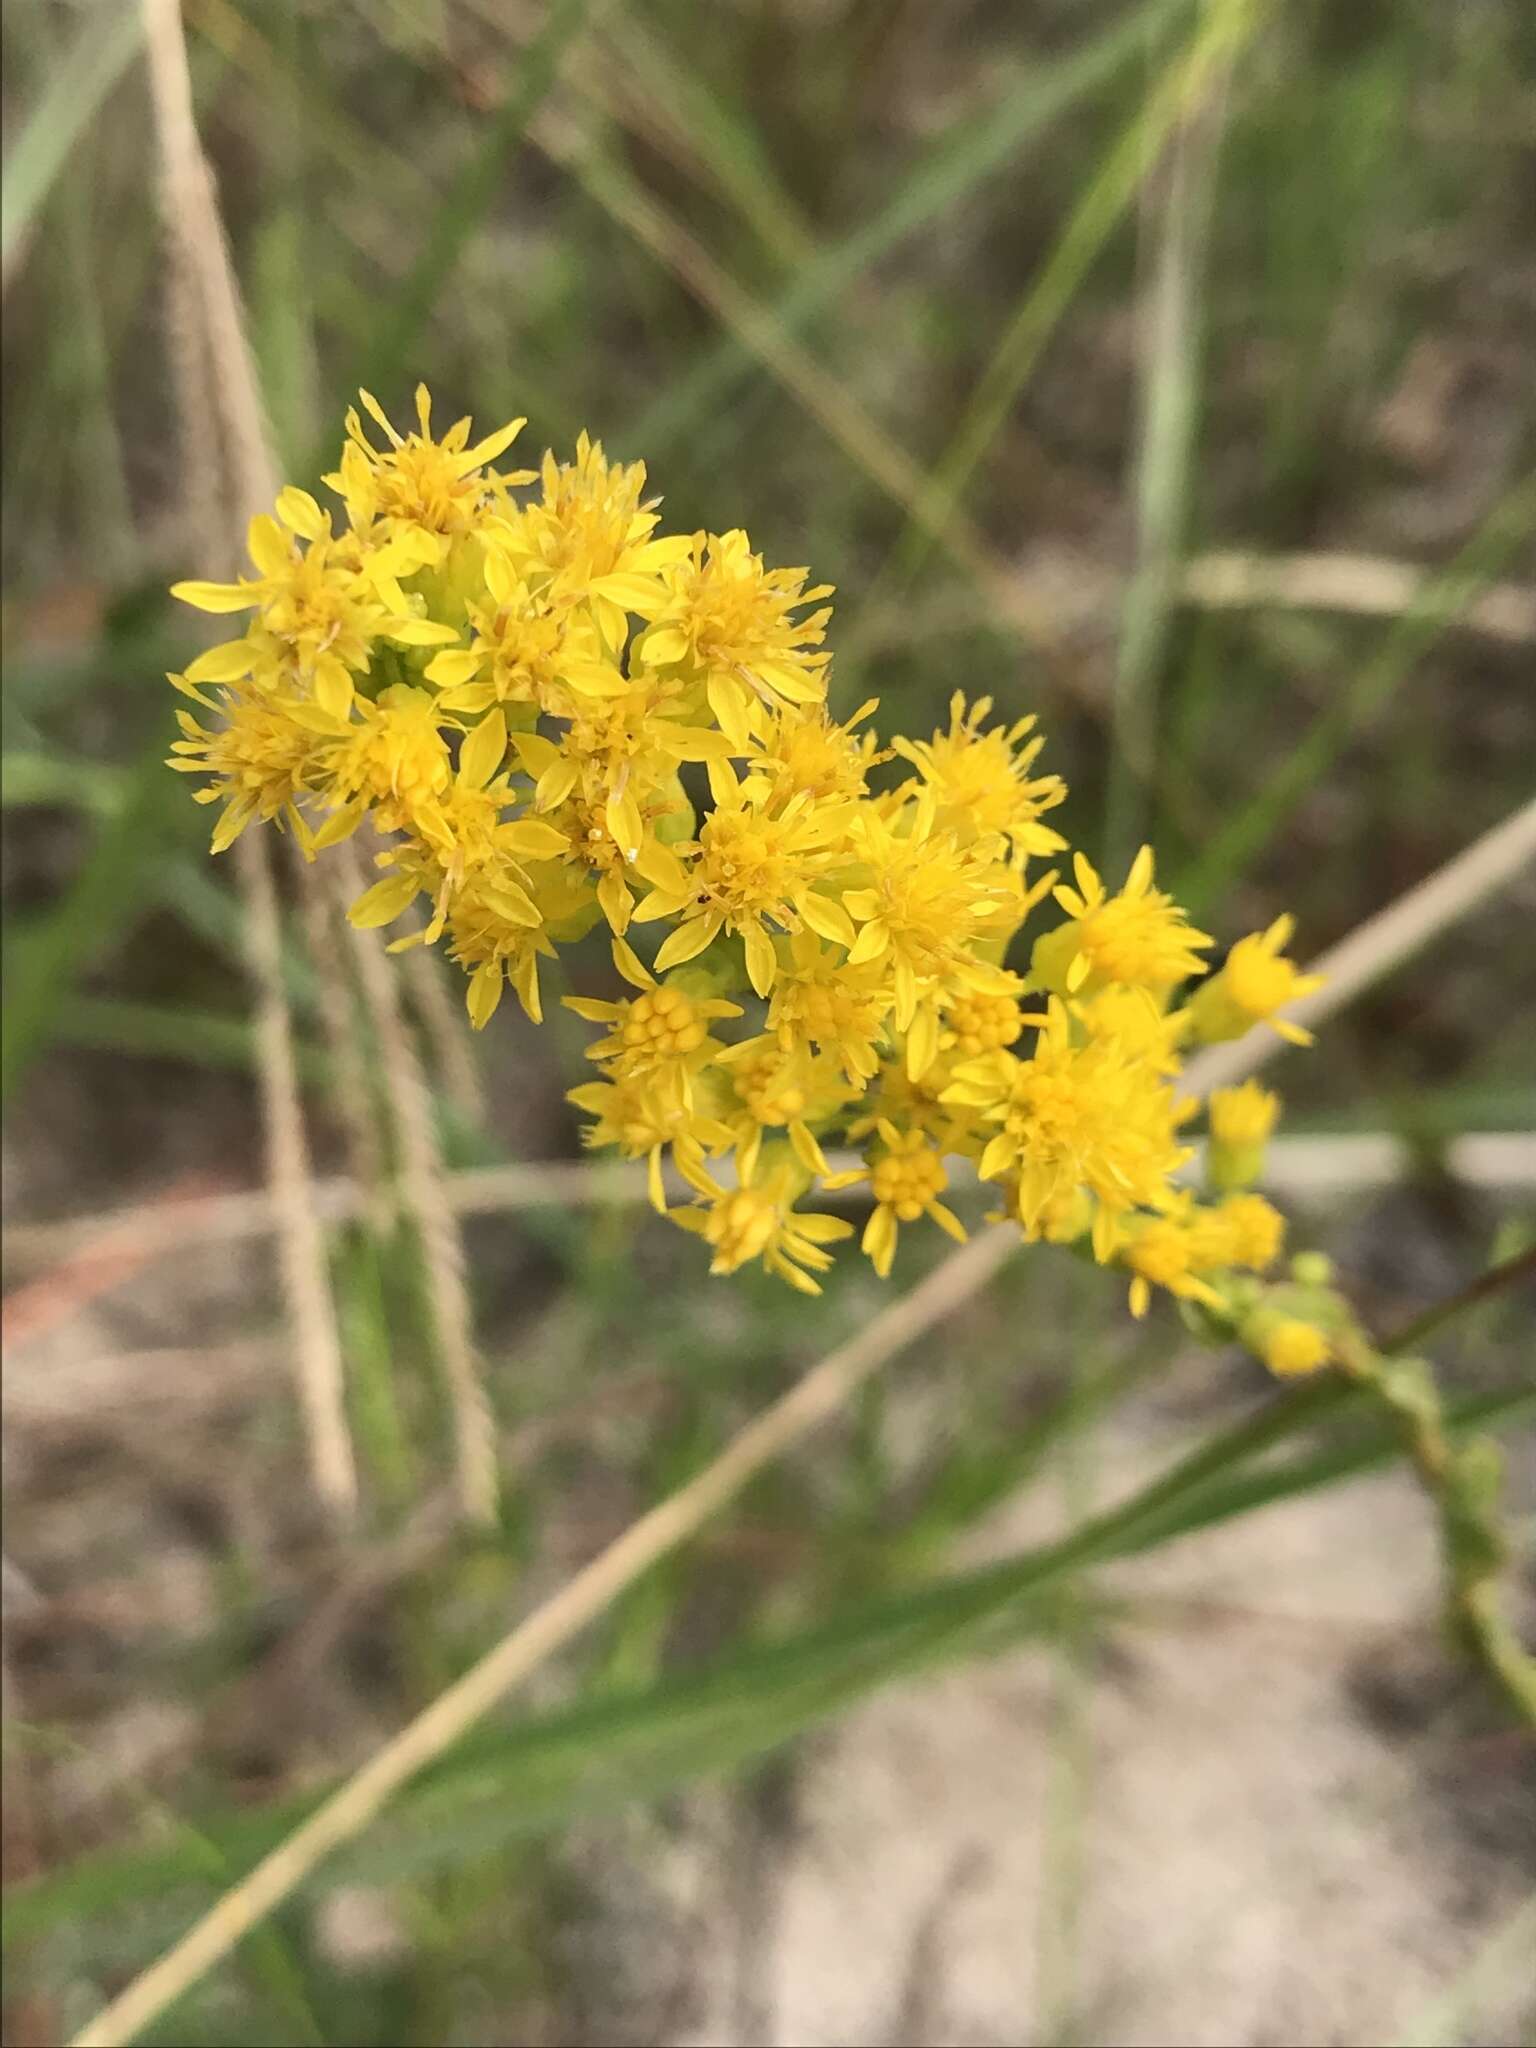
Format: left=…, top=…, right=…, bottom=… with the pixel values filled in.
left=169, top=388, right=1333, bottom=1364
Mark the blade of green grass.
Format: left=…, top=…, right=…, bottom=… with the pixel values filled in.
left=0, top=3, right=143, bottom=284
left=1104, top=32, right=1233, bottom=870
left=53, top=995, right=326, bottom=1084
left=599, top=9, right=817, bottom=270
left=0, top=739, right=202, bottom=1112
left=0, top=751, right=129, bottom=819
left=873, top=0, right=1263, bottom=602
left=630, top=0, right=1189, bottom=459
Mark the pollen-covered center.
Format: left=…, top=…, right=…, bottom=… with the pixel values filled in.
left=871, top=1139, right=948, bottom=1222
left=710, top=1187, right=779, bottom=1267
left=618, top=986, right=709, bottom=1061
left=945, top=990, right=1022, bottom=1057
left=730, top=1051, right=806, bottom=1126
left=696, top=811, right=796, bottom=921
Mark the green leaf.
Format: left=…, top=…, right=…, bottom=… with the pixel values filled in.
left=0, top=4, right=143, bottom=283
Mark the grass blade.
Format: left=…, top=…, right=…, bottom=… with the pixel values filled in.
left=630, top=0, right=1188, bottom=457
left=0, top=4, right=144, bottom=285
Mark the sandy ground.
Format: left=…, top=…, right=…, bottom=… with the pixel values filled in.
left=552, top=1413, right=1535, bottom=2048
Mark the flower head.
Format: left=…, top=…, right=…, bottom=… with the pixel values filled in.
left=854, top=1121, right=967, bottom=1277
left=325, top=385, right=531, bottom=562
left=1031, top=847, right=1212, bottom=999
left=1188, top=915, right=1325, bottom=1046
left=670, top=1151, right=853, bottom=1293
left=892, top=693, right=1066, bottom=866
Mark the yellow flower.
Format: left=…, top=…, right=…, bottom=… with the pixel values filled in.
left=855, top=1121, right=967, bottom=1277
left=1118, top=1188, right=1283, bottom=1317
left=324, top=385, right=532, bottom=563
left=632, top=761, right=855, bottom=997
left=635, top=529, right=833, bottom=750
left=891, top=692, right=1066, bottom=866
left=167, top=392, right=1330, bottom=1308
left=1207, top=1080, right=1281, bottom=1191
left=767, top=931, right=892, bottom=1084
left=167, top=678, right=333, bottom=852
left=669, top=1150, right=853, bottom=1293
left=1074, top=983, right=1188, bottom=1075
left=941, top=984, right=1026, bottom=1059
left=1256, top=1317, right=1332, bottom=1377
left=713, top=1033, right=854, bottom=1182
left=565, top=942, right=741, bottom=1104
left=944, top=998, right=1192, bottom=1257
left=847, top=1046, right=976, bottom=1159
left=425, top=560, right=580, bottom=717
left=842, top=794, right=1021, bottom=1036
left=1119, top=1194, right=1227, bottom=1318
left=1188, top=915, right=1324, bottom=1046
left=1031, top=847, right=1212, bottom=999
left=1195, top=1192, right=1285, bottom=1274
left=173, top=491, right=457, bottom=718
left=566, top=1070, right=733, bottom=1214
left=744, top=697, right=886, bottom=809
left=501, top=432, right=691, bottom=629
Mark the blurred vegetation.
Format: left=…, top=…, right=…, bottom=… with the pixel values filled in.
left=2, top=1, right=1533, bottom=2042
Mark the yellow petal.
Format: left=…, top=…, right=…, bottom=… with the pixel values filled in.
left=743, top=922, right=777, bottom=997
left=170, top=579, right=256, bottom=614
left=654, top=914, right=718, bottom=972
left=799, top=891, right=855, bottom=949
left=185, top=640, right=256, bottom=684
left=348, top=873, right=422, bottom=929
left=276, top=486, right=326, bottom=539
left=459, top=709, right=508, bottom=791
left=425, top=649, right=483, bottom=689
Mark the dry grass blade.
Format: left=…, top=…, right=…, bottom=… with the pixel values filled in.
left=400, top=944, right=488, bottom=1129
left=10, top=1132, right=1536, bottom=1275
left=66, top=781, right=1536, bottom=2047
left=1181, top=549, right=1536, bottom=644
left=234, top=832, right=359, bottom=1519
left=141, top=0, right=355, bottom=1522
left=292, top=852, right=392, bottom=1237
left=342, top=847, right=498, bottom=1529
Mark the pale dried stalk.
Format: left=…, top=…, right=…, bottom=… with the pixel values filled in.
left=341, top=849, right=499, bottom=1528
left=291, top=851, right=393, bottom=1237
left=400, top=945, right=488, bottom=1128
left=67, top=783, right=1536, bottom=2047
left=141, top=0, right=487, bottom=1523
left=1181, top=550, right=1536, bottom=645
left=11, top=1132, right=1536, bottom=1274
left=234, top=832, right=358, bottom=1517
left=142, top=0, right=354, bottom=1520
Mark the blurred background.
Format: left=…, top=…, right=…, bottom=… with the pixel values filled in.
left=2, top=1, right=1534, bottom=2043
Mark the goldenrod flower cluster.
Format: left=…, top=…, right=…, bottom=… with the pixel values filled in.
left=169, top=388, right=1331, bottom=1363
